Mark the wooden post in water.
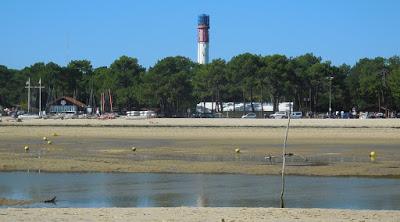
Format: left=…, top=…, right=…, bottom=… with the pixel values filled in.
left=280, top=102, right=292, bottom=208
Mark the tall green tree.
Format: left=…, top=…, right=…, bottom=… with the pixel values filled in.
left=0, top=66, right=20, bottom=107
left=289, top=54, right=321, bottom=113
left=193, top=59, right=228, bottom=112
left=67, top=60, right=93, bottom=102
left=141, top=56, right=195, bottom=116
left=228, top=53, right=261, bottom=113
left=259, top=54, right=289, bottom=112
left=109, top=56, right=145, bottom=111
left=388, top=70, right=400, bottom=110
left=350, top=57, right=388, bottom=111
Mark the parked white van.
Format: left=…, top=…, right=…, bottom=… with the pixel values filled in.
left=290, top=111, right=303, bottom=119
left=269, top=111, right=288, bottom=119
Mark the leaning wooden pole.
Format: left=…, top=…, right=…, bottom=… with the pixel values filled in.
left=280, top=103, right=292, bottom=208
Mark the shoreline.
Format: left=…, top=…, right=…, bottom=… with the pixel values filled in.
left=1, top=207, right=399, bottom=222
left=2, top=169, right=400, bottom=179
left=2, top=117, right=400, bottom=128
left=2, top=124, right=400, bottom=129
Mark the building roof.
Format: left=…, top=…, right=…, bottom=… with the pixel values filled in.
left=48, top=96, right=86, bottom=108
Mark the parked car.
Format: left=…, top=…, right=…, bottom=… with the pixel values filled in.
left=241, top=112, right=257, bottom=118
left=366, top=112, right=385, bottom=119
left=342, top=112, right=351, bottom=119
left=192, top=113, right=213, bottom=118
left=200, top=113, right=215, bottom=118
left=290, top=111, right=303, bottom=119
left=191, top=113, right=201, bottom=118
left=269, top=111, right=288, bottom=119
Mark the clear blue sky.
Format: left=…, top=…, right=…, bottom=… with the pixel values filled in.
left=1, top=0, right=399, bottom=69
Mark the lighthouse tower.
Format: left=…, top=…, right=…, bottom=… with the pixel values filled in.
left=197, top=14, right=210, bottom=64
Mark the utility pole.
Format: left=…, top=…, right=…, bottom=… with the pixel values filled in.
left=38, top=78, right=44, bottom=116
left=25, top=78, right=44, bottom=115
left=328, top=76, right=334, bottom=118
left=25, top=78, right=31, bottom=113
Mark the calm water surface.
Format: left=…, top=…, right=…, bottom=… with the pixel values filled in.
left=0, top=172, right=399, bottom=209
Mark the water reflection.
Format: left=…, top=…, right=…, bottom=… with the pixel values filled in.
left=0, top=172, right=399, bottom=209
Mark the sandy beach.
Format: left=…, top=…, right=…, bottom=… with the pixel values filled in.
left=1, top=207, right=399, bottom=222
left=2, top=117, right=400, bottom=128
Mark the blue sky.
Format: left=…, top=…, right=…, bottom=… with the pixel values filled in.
left=1, top=0, right=399, bottom=69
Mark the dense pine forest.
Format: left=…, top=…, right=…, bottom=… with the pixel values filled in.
left=1, top=53, right=400, bottom=117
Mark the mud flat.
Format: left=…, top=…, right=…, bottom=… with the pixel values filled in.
left=0, top=207, right=399, bottom=222
left=0, top=121, right=399, bottom=176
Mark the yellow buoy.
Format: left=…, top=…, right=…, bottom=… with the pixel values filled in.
left=369, top=151, right=376, bottom=158
left=131, top=147, right=136, bottom=152
left=53, top=133, right=58, bottom=136
left=43, top=136, right=48, bottom=141
left=235, top=148, right=240, bottom=154
left=24, top=146, right=29, bottom=152
left=369, top=151, right=376, bottom=162
left=47, top=140, right=52, bottom=145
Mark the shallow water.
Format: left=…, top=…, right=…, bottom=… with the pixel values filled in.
left=0, top=172, right=399, bottom=209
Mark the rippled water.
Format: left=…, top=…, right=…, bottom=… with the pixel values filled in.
left=0, top=172, right=399, bottom=209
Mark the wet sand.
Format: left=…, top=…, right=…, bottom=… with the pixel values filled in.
left=0, top=198, right=33, bottom=206
left=1, top=207, right=399, bottom=222
left=0, top=118, right=399, bottom=177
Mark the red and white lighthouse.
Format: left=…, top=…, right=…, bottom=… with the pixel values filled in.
left=197, top=14, right=210, bottom=64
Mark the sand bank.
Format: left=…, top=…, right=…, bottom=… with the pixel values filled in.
left=0, top=207, right=399, bottom=222
left=0, top=122, right=399, bottom=176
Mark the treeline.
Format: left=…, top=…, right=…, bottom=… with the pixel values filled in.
left=1, top=53, right=400, bottom=116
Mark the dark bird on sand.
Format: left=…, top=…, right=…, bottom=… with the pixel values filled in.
left=44, top=196, right=56, bottom=204
left=285, top=152, right=294, bottom=157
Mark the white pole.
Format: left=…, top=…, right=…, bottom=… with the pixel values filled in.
left=27, top=78, right=31, bottom=113
left=329, top=77, right=332, bottom=118
left=39, top=78, right=42, bottom=116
